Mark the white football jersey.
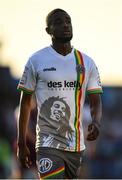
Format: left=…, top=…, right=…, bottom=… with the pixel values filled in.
left=18, top=46, right=103, bottom=152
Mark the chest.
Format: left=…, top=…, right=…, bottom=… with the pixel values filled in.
left=37, top=58, right=77, bottom=82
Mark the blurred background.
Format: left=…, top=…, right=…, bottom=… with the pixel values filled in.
left=0, top=0, right=122, bottom=178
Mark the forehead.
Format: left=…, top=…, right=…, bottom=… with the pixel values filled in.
left=53, top=101, right=65, bottom=105
left=48, top=11, right=71, bottom=24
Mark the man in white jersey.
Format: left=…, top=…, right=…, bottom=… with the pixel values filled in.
left=17, top=8, right=103, bottom=179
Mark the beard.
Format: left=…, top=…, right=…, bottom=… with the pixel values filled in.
left=53, top=35, right=73, bottom=43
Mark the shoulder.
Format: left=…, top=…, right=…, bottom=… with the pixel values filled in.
left=75, top=49, right=96, bottom=68
left=25, top=46, right=50, bottom=69
left=29, top=46, right=49, bottom=63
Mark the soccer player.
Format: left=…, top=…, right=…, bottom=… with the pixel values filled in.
left=17, top=8, right=103, bottom=179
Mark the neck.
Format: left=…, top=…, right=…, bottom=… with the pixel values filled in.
left=52, top=40, right=72, bottom=56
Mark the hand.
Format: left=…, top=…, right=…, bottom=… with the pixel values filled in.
left=86, top=122, right=100, bottom=141
left=17, top=144, right=32, bottom=168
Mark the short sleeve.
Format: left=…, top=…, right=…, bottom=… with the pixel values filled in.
left=17, top=59, right=36, bottom=94
left=86, top=60, right=103, bottom=94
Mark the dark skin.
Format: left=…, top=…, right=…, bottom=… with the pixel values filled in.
left=17, top=92, right=32, bottom=168
left=17, top=11, right=102, bottom=169
left=87, top=93, right=102, bottom=141
left=46, top=11, right=73, bottom=55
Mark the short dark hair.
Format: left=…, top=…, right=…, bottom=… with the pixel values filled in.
left=46, top=8, right=69, bottom=27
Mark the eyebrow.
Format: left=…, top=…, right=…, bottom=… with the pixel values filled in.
left=48, top=14, right=71, bottom=26
left=54, top=16, right=71, bottom=22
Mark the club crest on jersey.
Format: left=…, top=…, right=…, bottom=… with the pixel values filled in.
left=76, top=65, right=85, bottom=74
left=38, top=158, right=53, bottom=173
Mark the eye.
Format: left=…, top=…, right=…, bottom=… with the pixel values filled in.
left=65, top=17, right=71, bottom=24
left=62, top=107, right=65, bottom=112
left=54, top=19, right=62, bottom=25
left=54, top=104, right=60, bottom=108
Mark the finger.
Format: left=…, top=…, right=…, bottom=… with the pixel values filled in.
left=19, top=156, right=30, bottom=168
left=25, top=156, right=32, bottom=168
left=87, top=131, right=99, bottom=141
left=87, top=137, right=96, bottom=141
left=87, top=135, right=96, bottom=141
left=27, top=155, right=32, bottom=165
left=88, top=124, right=96, bottom=132
left=88, top=124, right=99, bottom=135
left=88, top=130, right=98, bottom=138
left=88, top=124, right=93, bottom=131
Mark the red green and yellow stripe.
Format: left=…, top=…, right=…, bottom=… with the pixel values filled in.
left=87, top=88, right=103, bottom=94
left=40, top=166, right=64, bottom=179
left=74, top=49, right=85, bottom=151
left=17, top=85, right=34, bottom=94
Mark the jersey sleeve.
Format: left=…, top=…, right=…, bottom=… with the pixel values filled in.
left=17, top=59, right=36, bottom=94
left=86, top=60, right=103, bottom=94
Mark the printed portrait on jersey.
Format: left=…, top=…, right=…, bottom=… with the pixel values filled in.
left=39, top=96, right=73, bottom=147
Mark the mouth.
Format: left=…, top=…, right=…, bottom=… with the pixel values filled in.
left=54, top=113, right=60, bottom=117
left=63, top=31, right=71, bottom=34
left=54, top=111, right=63, bottom=119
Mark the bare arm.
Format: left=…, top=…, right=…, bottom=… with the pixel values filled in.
left=87, top=93, right=102, bottom=141
left=17, top=91, right=33, bottom=168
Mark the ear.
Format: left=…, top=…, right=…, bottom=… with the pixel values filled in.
left=45, top=27, right=51, bottom=35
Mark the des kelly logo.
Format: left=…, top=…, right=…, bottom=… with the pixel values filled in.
left=47, top=80, right=82, bottom=90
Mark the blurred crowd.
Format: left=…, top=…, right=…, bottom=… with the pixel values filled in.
left=83, top=86, right=122, bottom=179
left=0, top=65, right=122, bottom=179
